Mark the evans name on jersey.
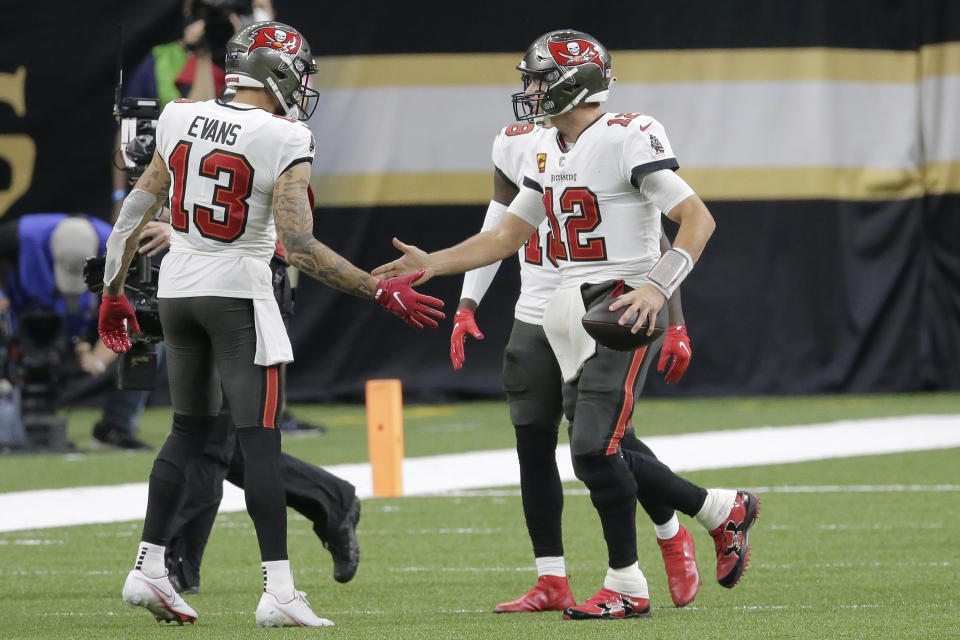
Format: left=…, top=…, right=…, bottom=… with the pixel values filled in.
left=187, top=115, right=241, bottom=146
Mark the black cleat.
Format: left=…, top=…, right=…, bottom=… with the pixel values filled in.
left=315, top=497, right=360, bottom=583
left=91, top=421, right=153, bottom=451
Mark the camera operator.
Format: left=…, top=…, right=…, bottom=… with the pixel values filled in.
left=0, top=213, right=152, bottom=450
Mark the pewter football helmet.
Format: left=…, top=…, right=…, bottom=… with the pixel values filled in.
left=224, top=21, right=319, bottom=120
left=512, top=30, right=613, bottom=123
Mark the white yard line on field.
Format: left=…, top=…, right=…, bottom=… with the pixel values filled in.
left=0, top=414, right=958, bottom=533
left=445, top=484, right=960, bottom=497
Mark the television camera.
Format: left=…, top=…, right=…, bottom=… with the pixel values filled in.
left=86, top=95, right=164, bottom=391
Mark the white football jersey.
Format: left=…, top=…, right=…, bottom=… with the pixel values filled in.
left=513, top=112, right=680, bottom=289
left=490, top=123, right=562, bottom=325
left=155, top=98, right=315, bottom=299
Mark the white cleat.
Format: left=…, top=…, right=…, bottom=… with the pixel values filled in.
left=255, top=590, right=335, bottom=627
left=121, top=569, right=198, bottom=624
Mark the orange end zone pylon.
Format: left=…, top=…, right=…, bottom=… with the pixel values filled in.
left=365, top=379, right=404, bottom=497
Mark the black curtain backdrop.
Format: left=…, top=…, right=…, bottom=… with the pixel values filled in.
left=279, top=197, right=957, bottom=403
left=2, top=2, right=183, bottom=220
left=3, top=1, right=958, bottom=403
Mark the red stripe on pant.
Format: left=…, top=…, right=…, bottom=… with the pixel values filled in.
left=262, top=365, right=279, bottom=428
left=605, top=346, right=647, bottom=455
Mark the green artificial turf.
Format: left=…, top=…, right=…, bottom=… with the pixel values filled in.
left=0, top=395, right=958, bottom=638
left=3, top=392, right=960, bottom=492
left=1, top=449, right=958, bottom=639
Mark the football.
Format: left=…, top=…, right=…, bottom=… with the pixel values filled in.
left=581, top=296, right=668, bottom=351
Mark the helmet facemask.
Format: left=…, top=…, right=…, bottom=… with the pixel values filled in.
left=511, top=68, right=588, bottom=123
left=264, top=54, right=319, bottom=120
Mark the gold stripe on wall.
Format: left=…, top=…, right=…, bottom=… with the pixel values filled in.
left=310, top=163, right=960, bottom=207
left=680, top=167, right=926, bottom=201
left=613, top=48, right=916, bottom=83
left=310, top=172, right=492, bottom=207
left=920, top=41, right=960, bottom=77
left=925, top=161, right=960, bottom=194
left=311, top=47, right=924, bottom=88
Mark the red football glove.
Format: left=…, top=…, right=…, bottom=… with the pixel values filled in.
left=375, top=269, right=445, bottom=330
left=658, top=324, right=691, bottom=384
left=98, top=295, right=141, bottom=353
left=450, top=308, right=484, bottom=370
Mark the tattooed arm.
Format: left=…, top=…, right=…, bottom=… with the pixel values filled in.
left=272, top=162, right=378, bottom=299
left=103, top=151, right=169, bottom=296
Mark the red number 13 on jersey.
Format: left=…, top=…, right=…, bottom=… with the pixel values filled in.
left=168, top=140, right=254, bottom=243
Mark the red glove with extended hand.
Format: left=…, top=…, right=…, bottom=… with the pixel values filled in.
left=658, top=324, right=692, bottom=384
left=98, top=295, right=141, bottom=353
left=375, top=269, right=445, bottom=330
left=450, top=308, right=484, bottom=370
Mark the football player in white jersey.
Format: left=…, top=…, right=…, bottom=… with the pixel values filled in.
left=376, top=29, right=758, bottom=620
left=452, top=122, right=701, bottom=612
left=99, top=22, right=443, bottom=628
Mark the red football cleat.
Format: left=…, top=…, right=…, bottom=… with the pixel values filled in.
left=709, top=490, right=760, bottom=588
left=493, top=575, right=575, bottom=613
left=561, top=588, right=651, bottom=620
left=657, top=525, right=701, bottom=607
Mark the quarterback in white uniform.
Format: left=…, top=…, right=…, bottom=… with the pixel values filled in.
left=99, top=21, right=443, bottom=629
left=453, top=122, right=700, bottom=612
left=376, top=29, right=759, bottom=620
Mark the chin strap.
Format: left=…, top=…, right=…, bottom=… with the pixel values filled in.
left=265, top=76, right=299, bottom=119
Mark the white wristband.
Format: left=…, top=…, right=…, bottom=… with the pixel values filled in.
left=647, top=247, right=693, bottom=298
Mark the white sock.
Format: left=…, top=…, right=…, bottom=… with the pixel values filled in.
left=653, top=514, right=681, bottom=540
left=603, top=563, right=648, bottom=598
left=695, top=488, right=737, bottom=531
left=535, top=556, right=566, bottom=578
left=133, top=541, right=165, bottom=577
left=262, top=560, right=295, bottom=600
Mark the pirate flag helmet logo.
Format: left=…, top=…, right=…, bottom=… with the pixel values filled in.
left=248, top=27, right=301, bottom=55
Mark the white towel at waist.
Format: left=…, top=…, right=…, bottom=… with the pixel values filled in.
left=253, top=297, right=294, bottom=366
left=543, top=284, right=596, bottom=383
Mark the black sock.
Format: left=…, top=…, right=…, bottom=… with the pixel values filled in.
left=515, top=427, right=564, bottom=557
left=236, top=426, right=287, bottom=561
left=573, top=453, right=638, bottom=568
left=622, top=448, right=707, bottom=517
left=142, top=413, right=216, bottom=545
left=620, top=433, right=676, bottom=525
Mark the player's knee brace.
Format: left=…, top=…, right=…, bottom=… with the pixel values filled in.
left=151, top=413, right=218, bottom=484
left=572, top=452, right=638, bottom=510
